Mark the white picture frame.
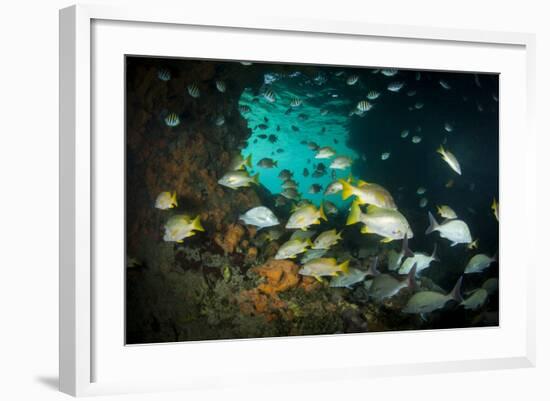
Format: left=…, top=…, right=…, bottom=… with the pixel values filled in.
left=59, top=4, right=536, bottom=397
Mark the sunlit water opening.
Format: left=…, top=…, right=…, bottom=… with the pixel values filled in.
left=238, top=73, right=358, bottom=209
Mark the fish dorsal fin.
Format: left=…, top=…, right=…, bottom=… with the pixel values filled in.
left=357, top=179, right=369, bottom=186
left=366, top=204, right=380, bottom=213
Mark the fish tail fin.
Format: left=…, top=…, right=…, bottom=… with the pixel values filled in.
left=431, top=243, right=439, bottom=262
left=319, top=204, right=327, bottom=221
left=339, top=179, right=355, bottom=200
left=407, top=263, right=417, bottom=290
left=305, top=238, right=313, bottom=247
left=369, top=256, right=380, bottom=276
left=192, top=215, right=205, bottom=232
left=449, top=276, right=463, bottom=302
left=346, top=199, right=362, bottom=226
left=273, top=160, right=278, bottom=167
left=245, top=154, right=252, bottom=168
left=338, top=260, right=350, bottom=274
left=402, top=234, right=414, bottom=258
left=171, top=192, right=178, bottom=207
left=425, top=212, right=439, bottom=235
left=252, top=173, right=260, bottom=185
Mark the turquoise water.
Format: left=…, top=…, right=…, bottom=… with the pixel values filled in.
left=239, top=74, right=357, bottom=209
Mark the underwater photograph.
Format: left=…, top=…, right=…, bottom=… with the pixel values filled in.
left=125, top=56, right=499, bottom=344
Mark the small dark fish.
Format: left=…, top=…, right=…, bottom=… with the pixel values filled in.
left=239, top=105, right=251, bottom=114
left=264, top=116, right=269, bottom=123
left=263, top=88, right=276, bottom=103
left=333, top=139, right=339, bottom=144
left=258, top=134, right=267, bottom=139
left=276, top=125, right=280, bottom=131
left=285, top=108, right=293, bottom=115
left=291, top=125, right=300, bottom=132
left=278, top=169, right=293, bottom=180
left=298, top=113, right=309, bottom=121
left=157, top=67, right=171, bottom=81
left=321, top=127, right=326, bottom=133
left=164, top=112, right=180, bottom=127
left=268, top=134, right=278, bottom=143
left=309, top=184, right=323, bottom=194
left=255, top=124, right=268, bottom=130
left=276, top=148, right=284, bottom=153
left=303, top=168, right=309, bottom=177
left=187, top=83, right=200, bottom=98
left=316, top=163, right=326, bottom=171
left=253, top=139, right=258, bottom=144
left=307, top=159, right=311, bottom=164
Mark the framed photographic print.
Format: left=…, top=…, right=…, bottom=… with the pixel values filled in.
left=60, top=4, right=536, bottom=396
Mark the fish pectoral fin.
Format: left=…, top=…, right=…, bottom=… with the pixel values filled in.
left=360, top=225, right=372, bottom=234
left=380, top=237, right=393, bottom=243
left=314, top=275, right=324, bottom=283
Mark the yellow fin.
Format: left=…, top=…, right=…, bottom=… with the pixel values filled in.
left=245, top=154, right=252, bottom=168
left=338, top=259, right=350, bottom=274
left=357, top=179, right=368, bottom=186
left=339, top=179, right=355, bottom=200
left=252, top=173, right=260, bottom=185
left=360, top=225, right=372, bottom=234
left=192, top=216, right=205, bottom=232
left=171, top=191, right=178, bottom=207
left=437, top=145, right=445, bottom=157
left=380, top=237, right=393, bottom=243
left=346, top=199, right=362, bottom=225
left=319, top=204, right=327, bottom=221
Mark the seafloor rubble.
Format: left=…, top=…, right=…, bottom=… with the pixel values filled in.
left=125, top=59, right=497, bottom=344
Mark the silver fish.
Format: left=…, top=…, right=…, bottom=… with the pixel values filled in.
left=164, top=113, right=180, bottom=127
left=239, top=206, right=279, bottom=229
left=187, top=83, right=200, bottom=98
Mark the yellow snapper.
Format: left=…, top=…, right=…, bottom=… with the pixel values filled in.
left=437, top=145, right=462, bottom=175
left=298, top=258, right=350, bottom=280
left=437, top=205, right=457, bottom=219
left=228, top=154, right=252, bottom=171
left=163, top=214, right=204, bottom=243
left=218, top=170, right=259, bottom=189
left=403, top=276, right=463, bottom=314
left=311, top=229, right=343, bottom=250
left=491, top=198, right=499, bottom=222
left=286, top=204, right=327, bottom=231
left=339, top=179, right=397, bottom=210
left=275, top=238, right=312, bottom=260
left=464, top=253, right=496, bottom=274
left=155, top=191, right=178, bottom=210
left=398, top=244, right=439, bottom=275
left=425, top=212, right=472, bottom=246
left=460, top=288, right=488, bottom=311
left=347, top=200, right=413, bottom=242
